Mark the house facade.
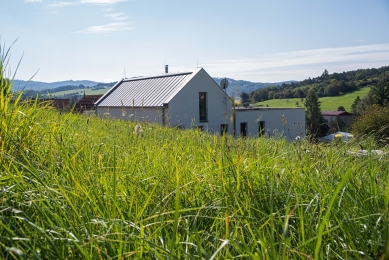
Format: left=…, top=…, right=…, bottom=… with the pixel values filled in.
left=322, top=111, right=354, bottom=126
left=235, top=108, right=305, bottom=139
left=95, top=68, right=305, bottom=139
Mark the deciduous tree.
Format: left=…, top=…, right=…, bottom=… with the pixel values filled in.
left=352, top=104, right=389, bottom=144
left=240, top=92, right=249, bottom=105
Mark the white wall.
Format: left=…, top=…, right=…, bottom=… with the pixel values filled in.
left=168, top=69, right=233, bottom=134
left=235, top=108, right=305, bottom=139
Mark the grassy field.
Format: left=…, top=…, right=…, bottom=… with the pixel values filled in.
left=45, top=86, right=111, bottom=97
left=255, top=87, right=371, bottom=111
left=2, top=44, right=389, bottom=258
left=1, top=90, right=389, bottom=258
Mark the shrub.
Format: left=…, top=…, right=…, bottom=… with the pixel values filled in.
left=352, top=104, right=389, bottom=143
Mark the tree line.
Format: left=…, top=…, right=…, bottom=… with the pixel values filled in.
left=305, top=71, right=389, bottom=142
left=240, top=66, right=389, bottom=106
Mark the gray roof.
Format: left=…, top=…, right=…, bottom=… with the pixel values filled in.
left=95, top=70, right=198, bottom=107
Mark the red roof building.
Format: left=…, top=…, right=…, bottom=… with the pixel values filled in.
left=75, top=94, right=103, bottom=112
left=322, top=111, right=354, bottom=125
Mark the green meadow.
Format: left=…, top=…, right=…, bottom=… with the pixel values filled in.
left=255, top=87, right=370, bottom=111
left=2, top=44, right=389, bottom=259
left=1, top=92, right=389, bottom=259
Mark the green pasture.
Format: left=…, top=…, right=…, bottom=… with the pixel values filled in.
left=255, top=87, right=370, bottom=111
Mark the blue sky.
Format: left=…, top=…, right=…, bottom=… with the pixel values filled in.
left=1, top=0, right=389, bottom=83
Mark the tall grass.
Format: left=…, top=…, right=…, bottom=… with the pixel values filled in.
left=1, top=44, right=389, bottom=259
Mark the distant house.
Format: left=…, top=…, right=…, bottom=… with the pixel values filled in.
left=75, top=94, right=103, bottom=112
left=40, top=99, right=70, bottom=111
left=94, top=67, right=305, bottom=139
left=322, top=111, right=354, bottom=126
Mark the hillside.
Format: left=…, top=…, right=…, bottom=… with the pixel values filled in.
left=255, top=87, right=371, bottom=111
left=12, top=79, right=103, bottom=91
left=213, top=77, right=295, bottom=97
left=247, top=66, right=389, bottom=104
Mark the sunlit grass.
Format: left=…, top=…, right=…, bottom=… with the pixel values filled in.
left=1, top=42, right=389, bottom=259
left=1, top=105, right=388, bottom=259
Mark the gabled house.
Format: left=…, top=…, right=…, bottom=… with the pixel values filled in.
left=94, top=67, right=306, bottom=139
left=95, top=68, right=234, bottom=134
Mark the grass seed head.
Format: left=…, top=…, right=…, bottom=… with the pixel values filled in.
left=282, top=114, right=287, bottom=126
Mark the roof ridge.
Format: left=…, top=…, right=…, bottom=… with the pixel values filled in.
left=124, top=71, right=194, bottom=82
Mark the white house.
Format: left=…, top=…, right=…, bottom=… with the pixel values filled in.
left=95, top=68, right=233, bottom=134
left=94, top=67, right=305, bottom=139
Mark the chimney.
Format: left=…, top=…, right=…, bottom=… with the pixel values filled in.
left=165, top=65, right=168, bottom=74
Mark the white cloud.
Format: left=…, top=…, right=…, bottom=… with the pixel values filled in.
left=104, top=12, right=127, bottom=20
left=181, top=43, right=389, bottom=82
left=81, top=0, right=127, bottom=4
left=24, top=0, right=42, bottom=2
left=76, top=22, right=132, bottom=34
left=47, top=1, right=78, bottom=8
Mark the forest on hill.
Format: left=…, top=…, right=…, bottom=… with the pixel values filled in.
left=244, top=66, right=389, bottom=103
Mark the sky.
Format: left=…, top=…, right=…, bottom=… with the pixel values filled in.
left=1, top=0, right=389, bottom=83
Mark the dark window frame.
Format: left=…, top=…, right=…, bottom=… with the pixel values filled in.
left=240, top=122, right=247, bottom=137
left=199, top=92, right=207, bottom=122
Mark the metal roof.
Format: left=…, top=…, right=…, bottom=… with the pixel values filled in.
left=322, top=111, right=353, bottom=116
left=95, top=70, right=196, bottom=107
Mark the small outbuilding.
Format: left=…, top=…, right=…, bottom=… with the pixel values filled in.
left=235, top=107, right=305, bottom=139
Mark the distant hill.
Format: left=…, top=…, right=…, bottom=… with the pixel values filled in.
left=12, top=77, right=294, bottom=98
left=11, top=80, right=102, bottom=91
left=212, top=77, right=296, bottom=97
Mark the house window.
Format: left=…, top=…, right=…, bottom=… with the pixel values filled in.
left=240, top=122, right=247, bottom=137
left=199, top=92, right=207, bottom=122
left=220, top=124, right=228, bottom=135
left=258, top=121, right=265, bottom=137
